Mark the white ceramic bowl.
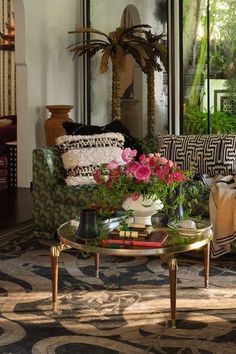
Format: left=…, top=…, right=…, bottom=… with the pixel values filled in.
left=167, top=219, right=212, bottom=236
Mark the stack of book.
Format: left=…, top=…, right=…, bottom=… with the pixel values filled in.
left=102, top=223, right=168, bottom=248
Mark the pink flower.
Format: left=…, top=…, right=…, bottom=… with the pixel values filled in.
left=155, top=167, right=166, bottom=181
left=126, top=161, right=140, bottom=174
left=93, top=170, right=103, bottom=184
left=139, top=154, right=146, bottom=162
left=172, top=171, right=186, bottom=182
left=146, top=156, right=157, bottom=167
left=107, top=167, right=121, bottom=183
left=107, top=160, right=118, bottom=170
left=121, top=148, right=137, bottom=163
left=159, top=156, right=168, bottom=165
left=134, top=165, right=151, bottom=182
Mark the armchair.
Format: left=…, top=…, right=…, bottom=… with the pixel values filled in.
left=32, top=147, right=97, bottom=238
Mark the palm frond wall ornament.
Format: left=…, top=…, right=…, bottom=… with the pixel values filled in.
left=68, top=25, right=167, bottom=135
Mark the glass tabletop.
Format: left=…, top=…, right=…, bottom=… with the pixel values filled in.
left=57, top=217, right=212, bottom=257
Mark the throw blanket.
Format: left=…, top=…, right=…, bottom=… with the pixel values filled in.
left=209, top=175, right=236, bottom=258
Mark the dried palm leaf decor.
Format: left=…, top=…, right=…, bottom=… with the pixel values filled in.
left=68, top=25, right=167, bottom=135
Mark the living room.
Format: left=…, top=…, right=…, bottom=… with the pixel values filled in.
left=0, top=0, right=236, bottom=353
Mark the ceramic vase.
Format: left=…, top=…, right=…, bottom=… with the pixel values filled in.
left=44, top=105, right=73, bottom=146
left=165, top=185, right=184, bottom=220
left=76, top=208, right=99, bottom=239
left=122, top=195, right=163, bottom=225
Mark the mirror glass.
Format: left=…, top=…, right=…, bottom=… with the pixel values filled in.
left=89, top=0, right=168, bottom=137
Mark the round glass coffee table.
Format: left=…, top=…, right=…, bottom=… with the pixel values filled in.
left=50, top=217, right=212, bottom=328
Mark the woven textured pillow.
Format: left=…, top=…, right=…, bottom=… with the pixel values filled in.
left=157, top=134, right=236, bottom=176
left=56, top=132, right=125, bottom=186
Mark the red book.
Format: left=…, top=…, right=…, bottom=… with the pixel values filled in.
left=102, top=230, right=168, bottom=248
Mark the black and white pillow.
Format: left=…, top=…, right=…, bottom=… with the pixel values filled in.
left=63, top=119, right=140, bottom=152
left=56, top=132, right=125, bottom=186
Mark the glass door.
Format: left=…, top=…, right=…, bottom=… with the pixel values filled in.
left=181, top=0, right=236, bottom=135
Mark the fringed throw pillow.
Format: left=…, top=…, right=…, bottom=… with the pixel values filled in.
left=56, top=132, right=125, bottom=186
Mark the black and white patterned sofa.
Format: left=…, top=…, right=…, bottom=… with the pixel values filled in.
left=32, top=133, right=236, bottom=239
left=157, top=134, right=236, bottom=177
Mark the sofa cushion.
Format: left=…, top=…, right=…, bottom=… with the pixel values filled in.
left=56, top=132, right=125, bottom=186
left=157, top=134, right=236, bottom=176
left=63, top=119, right=138, bottom=151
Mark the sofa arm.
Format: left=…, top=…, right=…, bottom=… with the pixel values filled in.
left=32, top=146, right=64, bottom=238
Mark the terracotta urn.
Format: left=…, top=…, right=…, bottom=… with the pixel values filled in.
left=44, top=105, right=73, bottom=146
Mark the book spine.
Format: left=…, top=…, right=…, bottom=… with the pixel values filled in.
left=102, top=239, right=165, bottom=247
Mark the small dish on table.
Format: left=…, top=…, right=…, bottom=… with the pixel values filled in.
left=167, top=219, right=212, bottom=237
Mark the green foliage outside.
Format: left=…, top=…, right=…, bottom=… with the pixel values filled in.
left=184, top=107, right=236, bottom=134
left=183, top=0, right=236, bottom=134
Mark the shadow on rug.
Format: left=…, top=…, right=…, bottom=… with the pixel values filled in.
left=0, top=222, right=236, bottom=353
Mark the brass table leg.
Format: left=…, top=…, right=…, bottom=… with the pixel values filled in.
left=95, top=253, right=100, bottom=278
left=203, top=242, right=210, bottom=288
left=50, top=243, right=71, bottom=312
left=169, top=255, right=178, bottom=328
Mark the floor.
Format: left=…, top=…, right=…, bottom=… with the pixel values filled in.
left=0, top=188, right=33, bottom=231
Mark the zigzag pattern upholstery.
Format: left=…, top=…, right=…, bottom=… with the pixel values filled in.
left=157, top=134, right=236, bottom=176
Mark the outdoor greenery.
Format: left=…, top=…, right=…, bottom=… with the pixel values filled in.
left=184, top=108, right=236, bottom=134
left=183, top=0, right=236, bottom=134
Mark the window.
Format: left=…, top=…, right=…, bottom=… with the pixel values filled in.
left=181, top=0, right=236, bottom=134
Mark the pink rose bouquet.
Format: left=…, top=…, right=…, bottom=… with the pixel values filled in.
left=92, top=148, right=190, bottom=217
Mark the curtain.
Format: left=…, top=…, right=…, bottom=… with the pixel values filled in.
left=0, top=0, right=16, bottom=116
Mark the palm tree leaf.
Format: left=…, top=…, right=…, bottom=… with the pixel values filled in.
left=129, top=44, right=150, bottom=60
left=121, top=24, right=151, bottom=39
left=67, top=39, right=109, bottom=49
left=70, top=43, right=107, bottom=60
left=109, top=31, right=119, bottom=45
left=100, top=48, right=112, bottom=73
left=71, top=47, right=98, bottom=60
left=125, top=45, right=147, bottom=73
left=152, top=43, right=168, bottom=70
left=88, top=47, right=103, bottom=58
left=69, top=27, right=110, bottom=41
left=69, top=42, right=105, bottom=53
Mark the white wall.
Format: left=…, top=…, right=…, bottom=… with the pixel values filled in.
left=14, top=0, right=80, bottom=187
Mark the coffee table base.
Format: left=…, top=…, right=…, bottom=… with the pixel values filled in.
left=50, top=243, right=210, bottom=328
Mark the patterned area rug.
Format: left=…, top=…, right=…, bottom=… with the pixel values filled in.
left=0, top=222, right=236, bottom=354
